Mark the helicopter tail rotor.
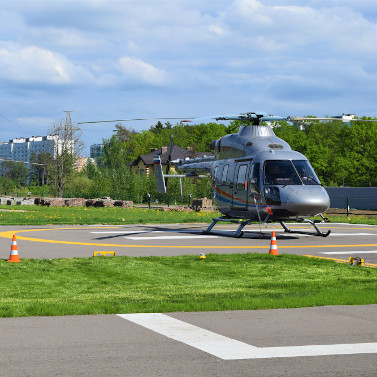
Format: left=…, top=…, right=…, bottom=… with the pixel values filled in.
left=164, top=133, right=174, bottom=187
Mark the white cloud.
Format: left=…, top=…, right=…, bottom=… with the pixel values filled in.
left=48, top=28, right=108, bottom=49
left=118, top=57, right=169, bottom=86
left=207, top=24, right=228, bottom=37
left=0, top=0, right=375, bottom=152
left=225, top=0, right=377, bottom=56
left=0, top=44, right=93, bottom=85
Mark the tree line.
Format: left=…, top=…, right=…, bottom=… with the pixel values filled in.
left=273, top=119, right=377, bottom=187
left=0, top=117, right=376, bottom=200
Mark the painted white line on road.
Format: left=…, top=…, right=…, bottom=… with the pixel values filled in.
left=329, top=223, right=377, bottom=227
left=91, top=230, right=201, bottom=234
left=320, top=251, right=377, bottom=255
left=124, top=235, right=220, bottom=240
left=90, top=231, right=162, bottom=234
left=118, top=313, right=257, bottom=359
left=330, top=233, right=376, bottom=236
left=87, top=224, right=123, bottom=227
left=118, top=313, right=377, bottom=360
left=123, top=232, right=375, bottom=240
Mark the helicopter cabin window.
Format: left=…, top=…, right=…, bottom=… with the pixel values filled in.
left=236, top=164, right=248, bottom=191
left=264, top=160, right=301, bottom=186
left=221, top=164, right=229, bottom=184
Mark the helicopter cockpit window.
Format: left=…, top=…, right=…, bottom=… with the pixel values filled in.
left=292, top=160, right=320, bottom=185
left=236, top=164, right=248, bottom=191
left=264, top=160, right=301, bottom=186
left=221, top=164, right=229, bottom=184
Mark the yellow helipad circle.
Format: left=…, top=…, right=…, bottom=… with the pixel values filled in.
left=0, top=226, right=377, bottom=249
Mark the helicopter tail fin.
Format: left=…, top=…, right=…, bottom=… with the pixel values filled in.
left=153, top=155, right=167, bottom=194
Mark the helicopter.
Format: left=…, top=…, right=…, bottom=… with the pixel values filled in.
left=152, top=111, right=375, bottom=238
left=78, top=111, right=375, bottom=238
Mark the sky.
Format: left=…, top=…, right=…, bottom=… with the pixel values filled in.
left=0, top=0, right=376, bottom=156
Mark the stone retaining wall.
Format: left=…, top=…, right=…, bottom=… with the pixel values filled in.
left=0, top=196, right=133, bottom=208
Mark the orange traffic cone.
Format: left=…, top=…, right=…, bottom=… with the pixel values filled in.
left=269, top=231, right=279, bottom=256
left=8, top=235, right=21, bottom=262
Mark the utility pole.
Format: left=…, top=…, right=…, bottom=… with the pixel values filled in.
left=64, top=111, right=73, bottom=153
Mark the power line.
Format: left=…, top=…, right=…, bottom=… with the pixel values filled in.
left=0, top=113, right=35, bottom=133
left=0, top=97, right=47, bottom=133
left=0, top=97, right=48, bottom=125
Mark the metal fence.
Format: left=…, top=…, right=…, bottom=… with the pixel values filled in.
left=325, top=187, right=377, bottom=210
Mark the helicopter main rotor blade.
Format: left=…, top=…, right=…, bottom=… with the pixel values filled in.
left=77, top=117, right=195, bottom=125
left=288, top=116, right=377, bottom=122
left=77, top=113, right=376, bottom=125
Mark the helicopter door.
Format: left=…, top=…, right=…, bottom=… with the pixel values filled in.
left=232, top=163, right=249, bottom=210
left=214, top=163, right=231, bottom=209
left=248, top=162, right=262, bottom=207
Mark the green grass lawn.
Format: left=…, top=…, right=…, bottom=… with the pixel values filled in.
left=1, top=253, right=376, bottom=318
left=0, top=205, right=221, bottom=225
left=1, top=204, right=377, bottom=226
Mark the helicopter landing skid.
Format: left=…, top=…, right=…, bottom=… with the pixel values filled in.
left=279, top=220, right=331, bottom=237
left=204, top=217, right=252, bottom=238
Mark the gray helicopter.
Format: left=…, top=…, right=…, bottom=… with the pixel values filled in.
left=153, top=111, right=363, bottom=238
left=79, top=111, right=374, bottom=238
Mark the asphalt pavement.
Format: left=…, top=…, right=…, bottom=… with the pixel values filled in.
left=1, top=306, right=376, bottom=377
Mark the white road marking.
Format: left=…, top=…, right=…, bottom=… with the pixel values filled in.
left=88, top=224, right=123, bottom=227
left=329, top=223, right=377, bottom=227
left=90, top=231, right=162, bottom=234
left=320, top=251, right=377, bottom=255
left=118, top=313, right=377, bottom=360
left=124, top=235, right=219, bottom=240
left=329, top=233, right=376, bottom=236
left=90, top=229, right=219, bottom=239
left=91, top=229, right=375, bottom=238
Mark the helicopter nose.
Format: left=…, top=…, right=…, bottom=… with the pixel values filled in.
left=285, top=187, right=330, bottom=215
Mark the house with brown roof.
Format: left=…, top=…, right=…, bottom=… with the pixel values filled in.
left=129, top=145, right=213, bottom=175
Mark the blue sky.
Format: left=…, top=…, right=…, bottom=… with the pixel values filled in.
left=0, top=0, right=376, bottom=155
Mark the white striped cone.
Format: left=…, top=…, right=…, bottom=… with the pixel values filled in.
left=8, top=235, right=21, bottom=262
left=269, top=231, right=279, bottom=255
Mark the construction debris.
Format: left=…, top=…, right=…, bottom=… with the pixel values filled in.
left=0, top=196, right=133, bottom=208
left=191, top=197, right=212, bottom=211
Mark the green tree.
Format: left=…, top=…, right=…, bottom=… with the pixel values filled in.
left=28, top=152, right=54, bottom=186
left=0, top=176, right=16, bottom=193
left=113, top=123, right=136, bottom=142
left=64, top=173, right=94, bottom=197
left=274, top=122, right=307, bottom=155
left=338, top=121, right=377, bottom=186
left=97, top=135, right=132, bottom=197
left=0, top=161, right=28, bottom=187
left=84, top=158, right=98, bottom=180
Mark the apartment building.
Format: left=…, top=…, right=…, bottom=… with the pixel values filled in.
left=0, top=135, right=70, bottom=167
left=90, top=143, right=104, bottom=159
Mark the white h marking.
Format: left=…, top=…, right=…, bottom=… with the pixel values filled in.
left=118, top=313, right=377, bottom=360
